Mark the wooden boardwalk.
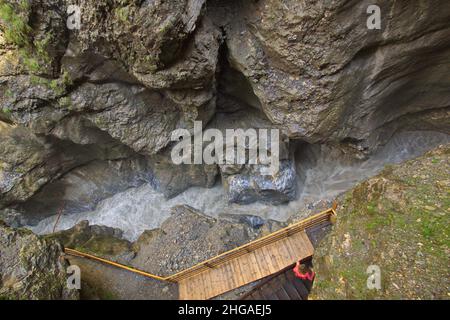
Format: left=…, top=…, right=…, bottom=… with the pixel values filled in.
left=64, top=207, right=336, bottom=300
left=178, top=231, right=313, bottom=300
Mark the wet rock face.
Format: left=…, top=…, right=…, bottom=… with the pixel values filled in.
left=0, top=0, right=220, bottom=154
left=48, top=220, right=132, bottom=258
left=15, top=157, right=151, bottom=225
left=209, top=98, right=297, bottom=204
left=223, top=160, right=297, bottom=205
left=147, top=147, right=218, bottom=198
left=1, top=0, right=450, bottom=217
left=0, top=0, right=221, bottom=212
left=73, top=0, right=207, bottom=74
left=0, top=121, right=136, bottom=210
left=221, top=0, right=450, bottom=151
left=311, top=144, right=450, bottom=299
left=0, top=221, right=78, bottom=300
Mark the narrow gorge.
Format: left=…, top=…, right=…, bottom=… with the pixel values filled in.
left=0, top=0, right=449, bottom=300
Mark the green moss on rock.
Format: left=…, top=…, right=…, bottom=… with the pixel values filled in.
left=46, top=220, right=132, bottom=257
left=0, top=221, right=79, bottom=300
left=311, top=145, right=450, bottom=300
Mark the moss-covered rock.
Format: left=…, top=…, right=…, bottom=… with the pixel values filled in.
left=47, top=220, right=132, bottom=258
left=311, top=145, right=450, bottom=299
left=0, top=221, right=79, bottom=300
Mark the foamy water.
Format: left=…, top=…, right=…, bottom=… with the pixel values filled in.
left=29, top=131, right=449, bottom=241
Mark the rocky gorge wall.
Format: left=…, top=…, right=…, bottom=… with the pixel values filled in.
left=0, top=0, right=449, bottom=300
left=0, top=0, right=449, bottom=240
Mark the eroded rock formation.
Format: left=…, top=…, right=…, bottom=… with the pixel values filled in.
left=219, top=0, right=450, bottom=151
left=0, top=1, right=449, bottom=233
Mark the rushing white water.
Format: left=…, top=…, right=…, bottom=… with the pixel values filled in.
left=29, top=131, right=449, bottom=241
left=297, top=131, right=450, bottom=204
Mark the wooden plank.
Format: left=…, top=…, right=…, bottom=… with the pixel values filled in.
left=204, top=267, right=215, bottom=299
left=235, top=253, right=249, bottom=283
left=264, top=243, right=282, bottom=271
left=277, top=240, right=293, bottom=266
left=212, top=267, right=222, bottom=298
left=211, top=268, right=223, bottom=298
left=251, top=250, right=267, bottom=280
left=203, top=273, right=212, bottom=300
left=277, top=239, right=293, bottom=265
left=178, top=280, right=186, bottom=300
left=182, top=279, right=191, bottom=300
left=284, top=237, right=299, bottom=263
left=226, top=261, right=237, bottom=292
left=178, top=225, right=316, bottom=299
left=287, top=231, right=314, bottom=260
left=283, top=238, right=295, bottom=259
left=250, top=290, right=264, bottom=300
left=300, top=231, right=315, bottom=254
left=283, top=281, right=302, bottom=300
left=258, top=245, right=277, bottom=274
left=184, top=271, right=201, bottom=300
left=285, top=271, right=309, bottom=300
left=252, top=246, right=271, bottom=278
left=255, top=247, right=275, bottom=279
left=210, top=270, right=221, bottom=298
left=211, top=267, right=230, bottom=297
left=179, top=279, right=190, bottom=300
left=243, top=253, right=257, bottom=284
left=245, top=252, right=256, bottom=278
left=286, top=233, right=303, bottom=260
left=204, top=262, right=227, bottom=300
left=231, top=258, right=244, bottom=287
left=275, top=288, right=290, bottom=300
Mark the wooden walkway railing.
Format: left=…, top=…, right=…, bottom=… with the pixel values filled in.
left=166, top=207, right=335, bottom=283
left=64, top=207, right=337, bottom=298
left=64, top=248, right=168, bottom=282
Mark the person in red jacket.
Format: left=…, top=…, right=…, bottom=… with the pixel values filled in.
left=293, top=258, right=315, bottom=291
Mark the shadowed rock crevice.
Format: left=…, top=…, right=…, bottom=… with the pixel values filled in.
left=209, top=46, right=298, bottom=204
